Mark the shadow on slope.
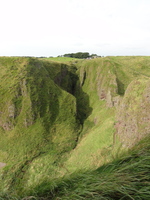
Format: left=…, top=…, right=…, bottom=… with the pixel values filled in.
left=53, top=63, right=93, bottom=125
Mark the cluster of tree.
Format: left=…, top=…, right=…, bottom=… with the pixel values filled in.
left=63, top=52, right=98, bottom=59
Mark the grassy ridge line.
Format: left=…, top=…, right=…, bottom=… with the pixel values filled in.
left=110, top=56, right=150, bottom=77
left=40, top=57, right=80, bottom=64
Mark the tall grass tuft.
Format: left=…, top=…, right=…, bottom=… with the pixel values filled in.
left=22, top=134, right=150, bottom=200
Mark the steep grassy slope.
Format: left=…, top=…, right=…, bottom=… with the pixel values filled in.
left=116, top=78, right=150, bottom=147
left=0, top=57, right=80, bottom=193
left=25, top=134, right=150, bottom=200
left=63, top=56, right=150, bottom=171
left=0, top=56, right=150, bottom=198
left=1, top=134, right=149, bottom=199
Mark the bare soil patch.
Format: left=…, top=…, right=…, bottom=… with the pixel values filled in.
left=0, top=162, right=6, bottom=168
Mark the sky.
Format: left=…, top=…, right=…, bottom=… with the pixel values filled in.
left=0, top=0, right=150, bottom=57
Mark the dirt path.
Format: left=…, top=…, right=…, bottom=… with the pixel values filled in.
left=0, top=162, right=6, bottom=168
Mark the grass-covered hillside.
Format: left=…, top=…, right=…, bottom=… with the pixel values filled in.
left=23, top=134, right=150, bottom=200
left=0, top=56, right=150, bottom=199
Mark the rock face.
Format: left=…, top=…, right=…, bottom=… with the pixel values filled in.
left=78, top=59, right=119, bottom=108
left=96, top=67, right=118, bottom=107
left=115, top=78, right=150, bottom=147
left=0, top=103, right=15, bottom=131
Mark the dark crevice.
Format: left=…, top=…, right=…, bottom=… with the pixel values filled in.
left=116, top=78, right=125, bottom=95
left=54, top=64, right=92, bottom=126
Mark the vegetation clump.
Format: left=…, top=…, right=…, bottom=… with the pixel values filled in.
left=63, top=52, right=98, bottom=59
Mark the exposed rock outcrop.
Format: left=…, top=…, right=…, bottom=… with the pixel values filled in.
left=115, top=78, right=150, bottom=147
left=0, top=162, right=6, bottom=168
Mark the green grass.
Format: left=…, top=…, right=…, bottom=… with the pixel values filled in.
left=0, top=57, right=80, bottom=194
left=40, top=56, right=81, bottom=64
left=27, top=134, right=150, bottom=200
left=2, top=133, right=148, bottom=200
left=0, top=56, right=150, bottom=199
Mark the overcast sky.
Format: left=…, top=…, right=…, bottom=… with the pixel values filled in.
left=0, top=0, right=150, bottom=57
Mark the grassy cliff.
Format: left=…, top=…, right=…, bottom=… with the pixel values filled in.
left=0, top=57, right=80, bottom=193
left=0, top=56, right=150, bottom=199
